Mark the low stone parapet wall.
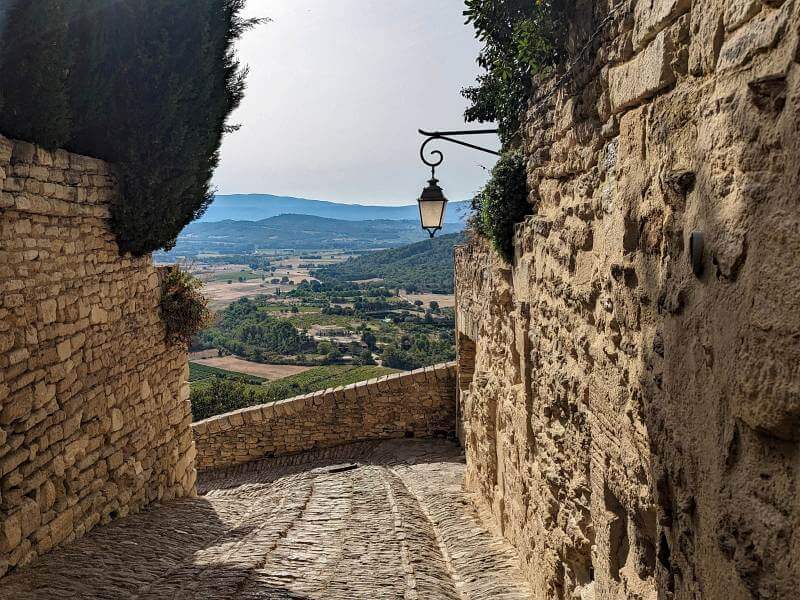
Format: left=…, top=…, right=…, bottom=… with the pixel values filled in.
left=192, top=362, right=456, bottom=472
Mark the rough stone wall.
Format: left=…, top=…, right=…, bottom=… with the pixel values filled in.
left=193, top=362, right=456, bottom=472
left=455, top=1, right=800, bottom=599
left=0, top=136, right=196, bottom=579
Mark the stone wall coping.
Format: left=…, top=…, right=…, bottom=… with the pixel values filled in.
left=191, top=361, right=456, bottom=436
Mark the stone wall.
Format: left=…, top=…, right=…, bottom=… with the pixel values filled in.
left=0, top=136, right=196, bottom=579
left=455, top=1, right=800, bottom=599
left=193, top=362, right=456, bottom=472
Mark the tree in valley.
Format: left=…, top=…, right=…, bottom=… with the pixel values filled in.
left=361, top=331, right=377, bottom=351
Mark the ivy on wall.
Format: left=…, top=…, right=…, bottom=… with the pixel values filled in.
left=463, top=1, right=571, bottom=262
left=0, top=0, right=263, bottom=256
left=472, top=152, right=531, bottom=263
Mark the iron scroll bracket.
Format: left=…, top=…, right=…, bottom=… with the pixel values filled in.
left=418, top=128, right=500, bottom=179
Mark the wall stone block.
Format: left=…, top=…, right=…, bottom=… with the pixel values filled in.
left=609, top=29, right=676, bottom=112
left=633, top=0, right=691, bottom=50
left=725, top=0, right=764, bottom=31
left=718, top=2, right=792, bottom=71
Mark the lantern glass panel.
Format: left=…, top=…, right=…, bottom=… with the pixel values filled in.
left=419, top=199, right=447, bottom=230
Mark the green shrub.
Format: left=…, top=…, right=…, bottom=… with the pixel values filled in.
left=474, top=152, right=531, bottom=263
left=160, top=266, right=212, bottom=346
left=0, top=0, right=262, bottom=255
left=463, top=0, right=572, bottom=142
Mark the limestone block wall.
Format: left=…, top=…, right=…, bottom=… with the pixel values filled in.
left=193, top=362, right=456, bottom=472
left=0, top=136, right=196, bottom=579
left=455, top=1, right=800, bottom=599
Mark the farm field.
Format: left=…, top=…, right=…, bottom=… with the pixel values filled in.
left=205, top=269, right=262, bottom=283
left=201, top=279, right=276, bottom=311
left=400, top=291, right=456, bottom=308
left=269, top=365, right=399, bottom=392
left=189, top=355, right=312, bottom=380
left=186, top=251, right=352, bottom=310
left=188, top=362, right=265, bottom=385
left=284, top=312, right=359, bottom=329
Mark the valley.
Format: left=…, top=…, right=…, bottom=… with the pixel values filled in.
left=155, top=211, right=463, bottom=421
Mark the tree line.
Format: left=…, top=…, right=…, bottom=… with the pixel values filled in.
left=313, top=233, right=465, bottom=294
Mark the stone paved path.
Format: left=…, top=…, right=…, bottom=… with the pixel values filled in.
left=0, top=439, right=532, bottom=599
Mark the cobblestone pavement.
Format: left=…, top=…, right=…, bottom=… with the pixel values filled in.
left=0, top=439, right=532, bottom=599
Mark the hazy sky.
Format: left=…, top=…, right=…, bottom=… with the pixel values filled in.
left=212, top=0, right=499, bottom=205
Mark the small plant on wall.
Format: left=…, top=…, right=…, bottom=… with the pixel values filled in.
left=472, top=152, right=531, bottom=263
left=160, top=266, right=212, bottom=346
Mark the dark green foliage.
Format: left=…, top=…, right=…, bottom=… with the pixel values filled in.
left=313, top=233, right=465, bottom=293
left=199, top=297, right=318, bottom=360
left=0, top=0, right=260, bottom=255
left=160, top=266, right=212, bottom=345
left=319, top=343, right=342, bottom=363
left=199, top=297, right=309, bottom=360
left=362, top=331, right=377, bottom=351
left=381, top=345, right=414, bottom=371
left=0, top=0, right=72, bottom=149
left=74, top=0, right=260, bottom=255
left=463, top=0, right=571, bottom=142
left=191, top=379, right=277, bottom=421
left=237, top=320, right=303, bottom=355
left=475, top=152, right=531, bottom=263
left=356, top=349, right=376, bottom=365
left=381, top=329, right=456, bottom=371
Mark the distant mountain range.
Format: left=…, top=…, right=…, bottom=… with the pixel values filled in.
left=314, top=232, right=466, bottom=293
left=200, top=194, right=471, bottom=224
left=159, top=213, right=464, bottom=257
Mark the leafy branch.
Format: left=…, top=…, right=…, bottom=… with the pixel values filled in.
left=463, top=0, right=571, bottom=144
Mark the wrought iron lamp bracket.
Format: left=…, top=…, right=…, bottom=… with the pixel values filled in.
left=418, top=128, right=500, bottom=178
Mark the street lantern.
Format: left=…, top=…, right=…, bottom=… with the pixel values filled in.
left=418, top=177, right=448, bottom=238
left=416, top=128, right=500, bottom=238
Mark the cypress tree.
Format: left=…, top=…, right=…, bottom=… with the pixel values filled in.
left=65, top=0, right=116, bottom=159
left=0, top=0, right=72, bottom=149
left=0, top=0, right=259, bottom=256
